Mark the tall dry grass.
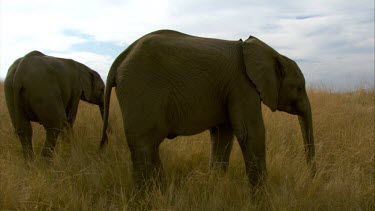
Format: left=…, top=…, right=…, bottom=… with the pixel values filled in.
left=0, top=83, right=374, bottom=210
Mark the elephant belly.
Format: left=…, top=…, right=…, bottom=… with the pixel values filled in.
left=167, top=105, right=227, bottom=137
left=25, top=109, right=39, bottom=122
left=170, top=119, right=224, bottom=137
left=121, top=95, right=226, bottom=139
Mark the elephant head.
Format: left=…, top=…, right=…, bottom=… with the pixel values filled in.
left=79, top=65, right=105, bottom=118
left=243, top=36, right=316, bottom=176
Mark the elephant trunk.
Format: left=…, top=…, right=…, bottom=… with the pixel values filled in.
left=297, top=97, right=317, bottom=177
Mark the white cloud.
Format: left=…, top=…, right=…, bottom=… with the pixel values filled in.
left=1, top=0, right=374, bottom=90
left=0, top=0, right=171, bottom=78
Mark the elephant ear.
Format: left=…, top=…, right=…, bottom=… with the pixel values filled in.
left=242, top=36, right=285, bottom=111
left=79, top=64, right=94, bottom=101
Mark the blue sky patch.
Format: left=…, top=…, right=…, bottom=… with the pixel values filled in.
left=59, top=29, right=126, bottom=56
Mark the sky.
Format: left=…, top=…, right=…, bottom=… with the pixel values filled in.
left=1, top=0, right=374, bottom=90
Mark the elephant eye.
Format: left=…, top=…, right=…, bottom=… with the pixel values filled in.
left=297, top=86, right=304, bottom=92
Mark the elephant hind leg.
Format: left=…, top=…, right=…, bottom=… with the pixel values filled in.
left=16, top=118, right=34, bottom=161
left=41, top=127, right=61, bottom=158
left=209, top=123, right=234, bottom=173
left=65, top=98, right=80, bottom=131
left=31, top=98, right=67, bottom=158
left=61, top=99, right=80, bottom=142
left=39, top=112, right=66, bottom=158
left=127, top=134, right=165, bottom=190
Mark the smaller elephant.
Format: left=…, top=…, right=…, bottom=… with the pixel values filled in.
left=4, top=51, right=105, bottom=160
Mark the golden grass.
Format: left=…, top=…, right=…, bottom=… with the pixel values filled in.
left=0, top=83, right=374, bottom=210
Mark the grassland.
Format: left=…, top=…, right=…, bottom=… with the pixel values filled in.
left=0, top=83, right=374, bottom=210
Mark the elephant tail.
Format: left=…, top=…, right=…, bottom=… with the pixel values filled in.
left=9, top=53, right=37, bottom=131
left=100, top=58, right=119, bottom=149
left=6, top=51, right=45, bottom=131
left=100, top=41, right=139, bottom=149
left=4, top=57, right=24, bottom=130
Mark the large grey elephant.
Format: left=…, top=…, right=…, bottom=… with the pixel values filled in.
left=4, top=51, right=105, bottom=160
left=101, top=30, right=316, bottom=188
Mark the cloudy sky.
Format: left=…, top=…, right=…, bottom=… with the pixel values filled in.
left=1, top=0, right=374, bottom=90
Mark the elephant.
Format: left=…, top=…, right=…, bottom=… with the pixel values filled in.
left=4, top=50, right=105, bottom=160
left=100, top=30, right=316, bottom=189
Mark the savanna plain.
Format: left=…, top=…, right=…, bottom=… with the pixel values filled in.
left=0, top=83, right=374, bottom=210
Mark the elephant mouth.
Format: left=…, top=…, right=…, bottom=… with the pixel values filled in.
left=277, top=103, right=294, bottom=114
left=278, top=100, right=302, bottom=115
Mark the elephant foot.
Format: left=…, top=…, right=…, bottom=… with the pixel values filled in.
left=248, top=171, right=267, bottom=196
left=22, top=150, right=35, bottom=162
left=41, top=148, right=55, bottom=159
left=133, top=169, right=166, bottom=193
left=209, top=161, right=229, bottom=174
left=129, top=174, right=165, bottom=210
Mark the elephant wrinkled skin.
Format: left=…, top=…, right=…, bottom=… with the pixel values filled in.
left=5, top=51, right=105, bottom=160
left=101, top=30, right=316, bottom=189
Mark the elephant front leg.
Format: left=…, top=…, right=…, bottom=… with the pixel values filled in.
left=209, top=124, right=234, bottom=173
left=41, top=128, right=60, bottom=158
left=235, top=121, right=267, bottom=188
left=228, top=95, right=267, bottom=188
